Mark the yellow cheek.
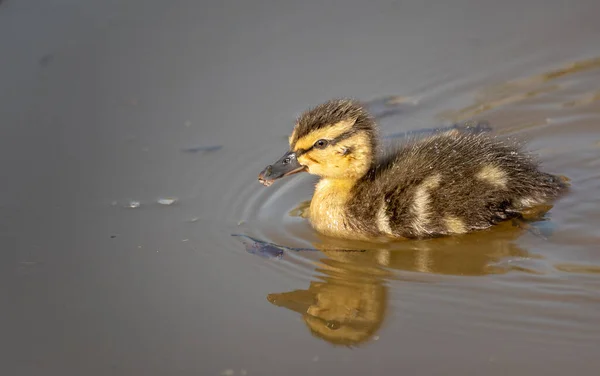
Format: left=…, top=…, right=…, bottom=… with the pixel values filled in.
left=298, top=152, right=329, bottom=175
left=298, top=154, right=317, bottom=166
left=298, top=145, right=370, bottom=179
left=322, top=154, right=344, bottom=170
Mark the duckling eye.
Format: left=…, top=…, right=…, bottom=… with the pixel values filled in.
left=314, top=139, right=329, bottom=149
left=283, top=157, right=291, bottom=164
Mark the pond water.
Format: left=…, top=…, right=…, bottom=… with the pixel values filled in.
left=2, top=1, right=600, bottom=375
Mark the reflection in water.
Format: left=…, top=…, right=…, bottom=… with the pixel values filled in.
left=268, top=253, right=388, bottom=346
left=438, top=56, right=600, bottom=123
left=235, top=221, right=538, bottom=345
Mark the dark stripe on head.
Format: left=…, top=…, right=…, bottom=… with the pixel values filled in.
left=295, top=129, right=358, bottom=157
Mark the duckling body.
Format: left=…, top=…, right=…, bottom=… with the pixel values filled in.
left=258, top=99, right=567, bottom=240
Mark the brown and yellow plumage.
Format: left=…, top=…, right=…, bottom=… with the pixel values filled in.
left=258, top=99, right=568, bottom=240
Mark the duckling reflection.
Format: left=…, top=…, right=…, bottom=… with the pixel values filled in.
left=267, top=250, right=389, bottom=346
left=321, top=220, right=544, bottom=275
left=240, top=220, right=540, bottom=346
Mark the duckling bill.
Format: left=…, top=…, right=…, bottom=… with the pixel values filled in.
left=258, top=150, right=306, bottom=187
left=258, top=99, right=568, bottom=240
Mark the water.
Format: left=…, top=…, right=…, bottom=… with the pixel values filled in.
left=1, top=1, right=600, bottom=375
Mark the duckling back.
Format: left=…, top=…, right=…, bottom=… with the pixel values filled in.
left=347, top=131, right=568, bottom=238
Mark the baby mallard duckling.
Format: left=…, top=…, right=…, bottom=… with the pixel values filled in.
left=258, top=99, right=568, bottom=240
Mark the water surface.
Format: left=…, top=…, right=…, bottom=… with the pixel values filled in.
left=2, top=1, right=600, bottom=375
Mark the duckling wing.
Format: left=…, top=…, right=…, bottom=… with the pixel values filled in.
left=348, top=131, right=567, bottom=238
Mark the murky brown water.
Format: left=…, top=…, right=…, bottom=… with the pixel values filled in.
left=2, top=1, right=600, bottom=375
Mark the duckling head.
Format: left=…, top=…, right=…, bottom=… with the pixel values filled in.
left=259, top=99, right=377, bottom=185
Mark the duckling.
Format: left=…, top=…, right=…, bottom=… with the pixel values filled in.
left=258, top=99, right=568, bottom=240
